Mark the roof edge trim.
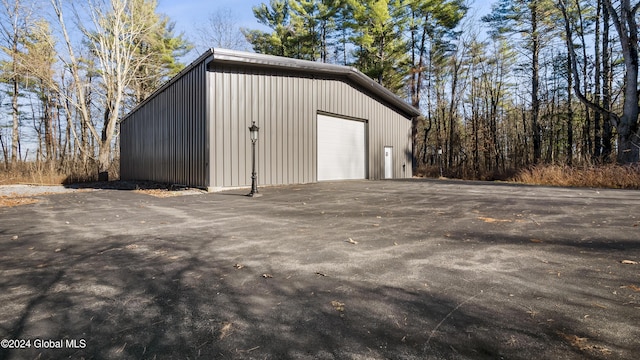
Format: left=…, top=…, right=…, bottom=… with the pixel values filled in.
left=210, top=48, right=421, bottom=118
left=122, top=48, right=421, bottom=122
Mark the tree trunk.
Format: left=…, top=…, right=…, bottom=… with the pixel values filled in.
left=98, top=141, right=110, bottom=181
left=602, top=1, right=613, bottom=160
left=594, top=0, right=602, bottom=161
left=604, top=0, right=640, bottom=163
left=0, top=132, right=8, bottom=169
left=531, top=1, right=542, bottom=164
left=11, top=75, right=19, bottom=166
left=566, top=51, right=573, bottom=165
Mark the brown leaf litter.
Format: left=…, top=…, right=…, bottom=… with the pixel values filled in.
left=559, top=332, right=612, bottom=355
left=219, top=322, right=233, bottom=339
left=331, top=301, right=345, bottom=312
left=0, top=196, right=39, bottom=207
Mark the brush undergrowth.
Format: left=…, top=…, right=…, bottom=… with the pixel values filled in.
left=2, top=161, right=639, bottom=190
left=512, top=164, right=640, bottom=190
left=0, top=159, right=119, bottom=186
left=417, top=163, right=640, bottom=189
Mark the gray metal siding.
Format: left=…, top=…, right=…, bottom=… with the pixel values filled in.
left=208, top=65, right=412, bottom=189
left=120, top=59, right=208, bottom=188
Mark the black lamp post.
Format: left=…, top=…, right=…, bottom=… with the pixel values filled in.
left=247, top=122, right=261, bottom=197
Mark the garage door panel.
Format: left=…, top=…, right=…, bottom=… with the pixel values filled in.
left=317, top=114, right=366, bottom=181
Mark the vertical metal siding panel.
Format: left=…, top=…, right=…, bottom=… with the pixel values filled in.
left=283, top=76, right=289, bottom=184
left=241, top=73, right=250, bottom=186
left=298, top=77, right=304, bottom=183
left=174, top=84, right=182, bottom=184
left=312, top=78, right=318, bottom=182
left=164, top=88, right=169, bottom=183
left=188, top=71, right=194, bottom=185
left=184, top=72, right=191, bottom=185
left=273, top=75, right=279, bottom=185
left=190, top=70, right=196, bottom=184
left=267, top=74, right=273, bottom=185
left=241, top=72, right=248, bottom=186
left=263, top=74, right=271, bottom=185
left=255, top=74, right=264, bottom=186
left=180, top=74, right=187, bottom=185
left=281, top=75, right=286, bottom=185
left=185, top=74, right=192, bottom=185
left=189, top=69, right=195, bottom=184
left=312, top=77, right=317, bottom=182
left=285, top=76, right=291, bottom=184
left=267, top=73, right=274, bottom=186
left=242, top=73, right=249, bottom=186
left=272, top=76, right=279, bottom=185
left=287, top=76, right=294, bottom=184
left=294, top=76, right=300, bottom=184
left=295, top=77, right=302, bottom=183
left=200, top=65, right=207, bottom=186
left=308, top=79, right=313, bottom=183
left=222, top=71, right=231, bottom=187
left=257, top=74, right=266, bottom=185
left=175, top=74, right=181, bottom=184
left=178, top=75, right=185, bottom=184
left=277, top=76, right=284, bottom=184
left=230, top=71, right=238, bottom=186
left=302, top=78, right=309, bottom=182
left=214, top=71, right=223, bottom=187
left=206, top=70, right=214, bottom=188
left=257, top=74, right=267, bottom=186
left=192, top=70, right=199, bottom=186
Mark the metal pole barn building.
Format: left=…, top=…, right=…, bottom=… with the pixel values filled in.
left=120, top=49, right=422, bottom=191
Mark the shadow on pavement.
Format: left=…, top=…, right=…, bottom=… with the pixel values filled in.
left=0, top=232, right=628, bottom=360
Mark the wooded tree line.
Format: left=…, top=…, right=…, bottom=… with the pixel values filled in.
left=0, top=0, right=189, bottom=180
left=244, top=0, right=640, bottom=178
left=2, top=0, right=640, bottom=183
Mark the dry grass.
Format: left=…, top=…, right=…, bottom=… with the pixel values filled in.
left=0, top=196, right=39, bottom=207
left=415, top=164, right=517, bottom=181
left=0, top=160, right=119, bottom=186
left=0, top=162, right=68, bottom=186
left=512, top=164, right=640, bottom=190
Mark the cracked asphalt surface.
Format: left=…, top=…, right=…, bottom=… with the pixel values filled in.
left=0, top=179, right=639, bottom=359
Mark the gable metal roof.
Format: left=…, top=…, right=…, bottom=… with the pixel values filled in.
left=123, top=48, right=421, bottom=121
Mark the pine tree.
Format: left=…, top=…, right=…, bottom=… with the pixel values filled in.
left=242, top=0, right=296, bottom=57
left=348, top=0, right=410, bottom=94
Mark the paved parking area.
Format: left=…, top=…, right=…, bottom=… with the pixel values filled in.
left=1, top=179, right=639, bottom=359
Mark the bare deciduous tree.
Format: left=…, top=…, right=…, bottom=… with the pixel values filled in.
left=559, top=0, right=640, bottom=163
left=195, top=7, right=248, bottom=51
left=83, top=0, right=153, bottom=180
left=0, top=0, right=34, bottom=166
left=51, top=0, right=153, bottom=180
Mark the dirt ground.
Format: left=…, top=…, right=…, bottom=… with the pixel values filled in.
left=0, top=179, right=639, bottom=359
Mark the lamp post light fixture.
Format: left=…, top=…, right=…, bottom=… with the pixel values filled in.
left=247, top=122, right=261, bottom=197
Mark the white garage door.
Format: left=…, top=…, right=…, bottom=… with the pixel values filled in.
left=317, top=114, right=366, bottom=181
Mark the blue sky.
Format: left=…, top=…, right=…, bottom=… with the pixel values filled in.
left=157, top=0, right=266, bottom=33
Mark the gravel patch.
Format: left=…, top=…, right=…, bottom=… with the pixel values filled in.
left=0, top=182, right=206, bottom=200
left=0, top=184, right=85, bottom=197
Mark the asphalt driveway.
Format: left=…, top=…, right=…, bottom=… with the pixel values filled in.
left=1, top=179, right=639, bottom=359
